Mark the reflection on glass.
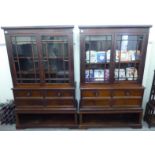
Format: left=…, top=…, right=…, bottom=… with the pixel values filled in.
left=42, top=43, right=68, bottom=58
left=115, top=35, right=143, bottom=62
left=85, top=35, right=112, bottom=64
left=85, top=68, right=109, bottom=82
left=115, top=67, right=138, bottom=81
left=12, top=36, right=37, bottom=57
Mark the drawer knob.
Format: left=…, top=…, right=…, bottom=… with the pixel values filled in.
left=125, top=91, right=130, bottom=96
left=94, top=91, right=99, bottom=97
left=58, top=92, right=62, bottom=97
left=27, top=92, right=31, bottom=97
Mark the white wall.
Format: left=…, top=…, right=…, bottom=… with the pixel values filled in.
left=0, top=0, right=155, bottom=105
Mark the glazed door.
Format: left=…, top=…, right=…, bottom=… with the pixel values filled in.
left=81, top=34, right=114, bottom=83
left=11, top=36, right=40, bottom=84
left=41, top=36, right=70, bottom=83
left=113, top=33, right=146, bottom=83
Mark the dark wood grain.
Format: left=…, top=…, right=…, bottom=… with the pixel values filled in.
left=79, top=26, right=151, bottom=128
left=3, top=26, right=77, bottom=129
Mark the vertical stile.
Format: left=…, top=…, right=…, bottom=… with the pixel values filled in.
left=45, top=42, right=50, bottom=83
left=15, top=37, right=22, bottom=83
left=31, top=38, right=37, bottom=83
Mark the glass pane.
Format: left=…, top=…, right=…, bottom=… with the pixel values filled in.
left=85, top=69, right=110, bottom=82
left=42, top=36, right=68, bottom=58
left=19, top=58, right=34, bottom=71
left=12, top=36, right=37, bottom=57
left=43, top=60, right=69, bottom=83
left=85, top=35, right=112, bottom=83
left=42, top=36, right=67, bottom=41
left=41, top=36, right=69, bottom=83
left=115, top=67, right=138, bottom=81
left=42, top=42, right=68, bottom=58
left=85, top=35, right=112, bottom=64
left=115, top=35, right=143, bottom=62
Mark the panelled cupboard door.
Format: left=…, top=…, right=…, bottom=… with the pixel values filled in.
left=80, top=32, right=114, bottom=84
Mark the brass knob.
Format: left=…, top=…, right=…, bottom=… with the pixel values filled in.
left=58, top=92, right=62, bottom=97
left=27, top=92, right=31, bottom=97
left=125, top=91, right=130, bottom=96
left=94, top=91, right=99, bottom=97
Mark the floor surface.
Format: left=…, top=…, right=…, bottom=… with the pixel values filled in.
left=0, top=121, right=155, bottom=131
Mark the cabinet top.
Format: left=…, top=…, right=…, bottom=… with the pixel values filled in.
left=1, top=25, right=74, bottom=30
left=79, top=25, right=152, bottom=29
left=1, top=25, right=152, bottom=30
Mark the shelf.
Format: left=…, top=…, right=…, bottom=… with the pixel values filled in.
left=17, top=113, right=77, bottom=128
left=45, top=78, right=69, bottom=81
left=17, top=78, right=40, bottom=80
left=14, top=57, right=38, bottom=59
left=42, top=40, right=68, bottom=43
left=79, top=113, right=141, bottom=128
left=86, top=62, right=110, bottom=65
left=115, top=60, right=140, bottom=64
left=43, top=57, right=68, bottom=60
left=85, top=81, right=109, bottom=84
left=17, top=71, right=39, bottom=74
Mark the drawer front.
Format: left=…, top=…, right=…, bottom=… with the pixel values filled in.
left=46, top=90, right=74, bottom=97
left=113, top=89, right=143, bottom=97
left=45, top=99, right=75, bottom=107
left=112, top=98, right=141, bottom=107
left=81, top=90, right=111, bottom=97
left=81, top=99, right=111, bottom=107
left=15, top=99, right=44, bottom=107
left=14, top=90, right=43, bottom=98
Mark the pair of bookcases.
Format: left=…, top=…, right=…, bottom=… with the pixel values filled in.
left=2, top=25, right=151, bottom=128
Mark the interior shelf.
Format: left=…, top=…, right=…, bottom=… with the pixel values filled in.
left=17, top=113, right=77, bottom=128
left=80, top=113, right=141, bottom=128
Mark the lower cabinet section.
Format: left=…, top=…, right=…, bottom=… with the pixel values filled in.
left=79, top=109, right=143, bottom=128
left=16, top=112, right=78, bottom=129
left=15, top=108, right=142, bottom=129
left=79, top=86, right=144, bottom=128
left=14, top=87, right=78, bottom=129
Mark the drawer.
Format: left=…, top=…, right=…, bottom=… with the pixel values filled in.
left=45, top=99, right=75, bottom=107
left=14, top=90, right=43, bottom=98
left=113, top=89, right=143, bottom=97
left=46, top=90, right=74, bottom=97
left=81, top=99, right=111, bottom=107
left=15, top=99, right=44, bottom=107
left=112, top=98, right=141, bottom=107
left=81, top=90, right=111, bottom=97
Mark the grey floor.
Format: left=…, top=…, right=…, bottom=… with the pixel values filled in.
left=0, top=121, right=155, bottom=131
